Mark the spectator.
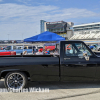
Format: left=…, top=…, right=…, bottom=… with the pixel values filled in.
left=89, top=45, right=95, bottom=50
left=35, top=49, right=43, bottom=55
left=45, top=49, right=50, bottom=55
left=33, top=48, right=38, bottom=54
left=23, top=51, right=27, bottom=55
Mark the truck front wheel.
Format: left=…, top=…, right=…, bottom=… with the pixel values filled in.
left=4, top=72, right=28, bottom=91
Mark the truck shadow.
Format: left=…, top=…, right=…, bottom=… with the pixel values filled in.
left=0, top=80, right=100, bottom=90
left=26, top=81, right=100, bottom=90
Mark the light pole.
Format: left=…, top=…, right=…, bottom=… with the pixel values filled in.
left=22, top=33, right=23, bottom=41
left=22, top=33, right=24, bottom=53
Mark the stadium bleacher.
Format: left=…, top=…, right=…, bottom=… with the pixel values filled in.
left=70, top=33, right=100, bottom=40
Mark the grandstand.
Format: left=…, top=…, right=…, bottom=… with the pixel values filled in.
left=40, top=20, right=74, bottom=39
left=70, top=32, right=100, bottom=40
left=70, top=22, right=100, bottom=40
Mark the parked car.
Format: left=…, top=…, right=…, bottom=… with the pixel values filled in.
left=0, top=51, right=16, bottom=56
left=0, top=45, right=33, bottom=55
left=45, top=46, right=55, bottom=51
left=96, top=44, right=100, bottom=51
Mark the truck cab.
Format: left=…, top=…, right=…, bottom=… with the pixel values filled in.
left=60, top=40, right=99, bottom=82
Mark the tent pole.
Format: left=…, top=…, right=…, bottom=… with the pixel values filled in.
left=23, top=41, right=24, bottom=55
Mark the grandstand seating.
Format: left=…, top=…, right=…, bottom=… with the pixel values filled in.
left=87, top=33, right=95, bottom=39
left=93, top=33, right=100, bottom=38
left=69, top=33, right=100, bottom=40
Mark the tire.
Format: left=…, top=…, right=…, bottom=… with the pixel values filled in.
left=4, top=72, right=28, bottom=92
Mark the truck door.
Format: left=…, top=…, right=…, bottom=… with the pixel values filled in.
left=61, top=41, right=97, bottom=82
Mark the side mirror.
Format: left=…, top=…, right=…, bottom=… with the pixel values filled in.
left=83, top=51, right=89, bottom=61
left=83, top=51, right=87, bottom=56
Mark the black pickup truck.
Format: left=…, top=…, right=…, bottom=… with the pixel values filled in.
left=0, top=40, right=100, bottom=90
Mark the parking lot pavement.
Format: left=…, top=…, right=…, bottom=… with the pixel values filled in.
left=0, top=79, right=100, bottom=100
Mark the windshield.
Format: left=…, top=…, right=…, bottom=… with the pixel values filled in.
left=75, top=43, right=91, bottom=55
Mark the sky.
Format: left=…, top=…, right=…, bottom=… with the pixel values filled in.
left=0, top=0, right=100, bottom=40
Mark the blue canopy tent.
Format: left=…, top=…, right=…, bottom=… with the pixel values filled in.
left=24, top=31, right=65, bottom=42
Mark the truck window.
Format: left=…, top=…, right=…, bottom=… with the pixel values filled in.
left=17, top=47, right=22, bottom=49
left=24, top=47, right=27, bottom=49
left=28, top=47, right=32, bottom=49
left=65, top=43, right=92, bottom=56
left=5, top=46, right=11, bottom=50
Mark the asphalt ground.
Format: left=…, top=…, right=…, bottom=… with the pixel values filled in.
left=0, top=79, right=100, bottom=100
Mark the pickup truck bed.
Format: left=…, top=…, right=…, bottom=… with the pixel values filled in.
left=0, top=55, right=59, bottom=66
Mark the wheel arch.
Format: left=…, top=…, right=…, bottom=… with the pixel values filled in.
left=1, top=69, right=30, bottom=78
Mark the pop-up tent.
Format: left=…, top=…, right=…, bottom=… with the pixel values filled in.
left=24, top=31, right=65, bottom=42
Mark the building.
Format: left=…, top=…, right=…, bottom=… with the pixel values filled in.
left=40, top=20, right=46, bottom=33
left=40, top=20, right=74, bottom=39
left=70, top=22, right=100, bottom=40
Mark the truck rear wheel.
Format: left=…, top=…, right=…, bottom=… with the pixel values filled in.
left=4, top=72, right=28, bottom=92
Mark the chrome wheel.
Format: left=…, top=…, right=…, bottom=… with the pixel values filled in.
left=5, top=72, right=27, bottom=90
